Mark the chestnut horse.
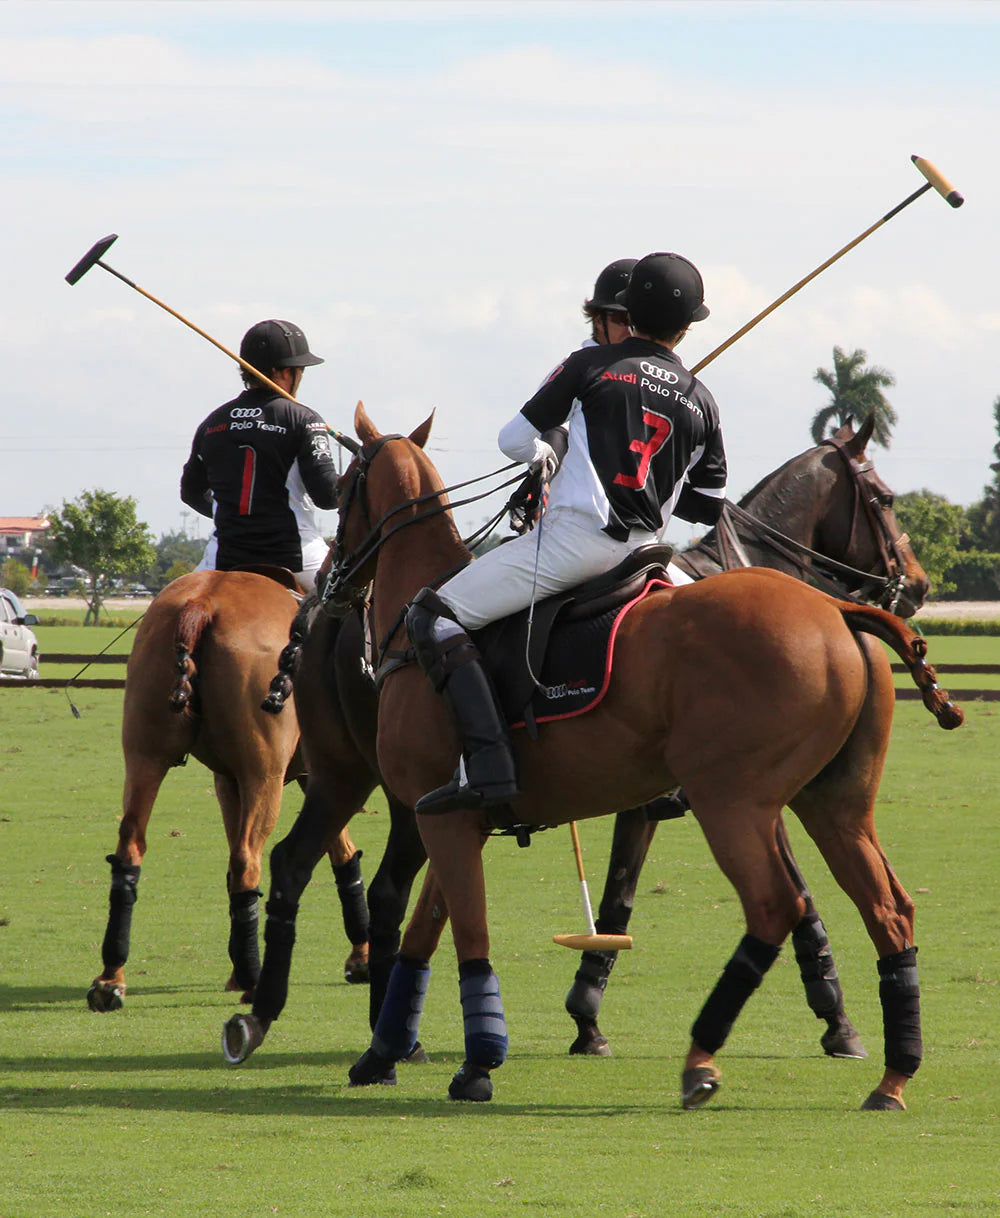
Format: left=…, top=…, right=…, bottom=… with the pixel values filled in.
left=223, top=418, right=926, bottom=1070
left=565, top=415, right=930, bottom=1056
left=87, top=569, right=368, bottom=1013
left=332, top=403, right=961, bottom=1112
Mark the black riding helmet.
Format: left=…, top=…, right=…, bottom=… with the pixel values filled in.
left=240, top=319, right=324, bottom=370
left=585, top=258, right=638, bottom=314
left=617, top=252, right=710, bottom=334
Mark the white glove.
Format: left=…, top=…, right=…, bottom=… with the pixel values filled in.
left=531, top=440, right=559, bottom=485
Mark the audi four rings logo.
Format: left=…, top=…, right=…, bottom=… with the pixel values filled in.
left=230, top=407, right=263, bottom=419
left=640, top=361, right=679, bottom=385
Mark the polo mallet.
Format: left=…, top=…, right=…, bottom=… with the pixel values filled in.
left=691, top=154, right=964, bottom=376
left=553, top=821, right=632, bottom=952
left=64, top=233, right=360, bottom=453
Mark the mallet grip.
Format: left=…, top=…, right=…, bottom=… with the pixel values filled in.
left=911, top=155, right=964, bottom=208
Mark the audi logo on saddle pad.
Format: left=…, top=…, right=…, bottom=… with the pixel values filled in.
left=640, top=361, right=680, bottom=385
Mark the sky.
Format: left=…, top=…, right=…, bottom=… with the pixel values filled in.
left=3, top=0, right=997, bottom=550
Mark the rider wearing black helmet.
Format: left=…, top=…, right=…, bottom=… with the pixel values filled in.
left=406, top=252, right=728, bottom=814
left=583, top=257, right=637, bottom=347
left=181, top=319, right=339, bottom=590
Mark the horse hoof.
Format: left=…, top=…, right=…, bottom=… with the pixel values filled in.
left=348, top=1048, right=397, bottom=1086
left=821, top=1018, right=868, bottom=1059
left=448, top=1061, right=493, bottom=1102
left=221, top=1013, right=268, bottom=1064
left=569, top=1027, right=612, bottom=1057
left=344, top=960, right=370, bottom=985
left=404, top=1042, right=430, bottom=1064
left=681, top=1065, right=721, bottom=1110
left=860, top=1090, right=905, bottom=1111
left=87, top=981, right=125, bottom=1013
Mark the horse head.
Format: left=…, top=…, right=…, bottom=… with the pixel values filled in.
left=323, top=403, right=462, bottom=621
left=815, top=417, right=929, bottom=617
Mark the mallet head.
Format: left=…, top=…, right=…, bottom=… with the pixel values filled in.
left=911, top=156, right=964, bottom=208
left=65, top=233, right=119, bottom=285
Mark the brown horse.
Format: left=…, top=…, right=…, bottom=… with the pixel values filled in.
left=87, top=569, right=368, bottom=1013
left=565, top=415, right=930, bottom=1056
left=332, top=403, right=961, bottom=1111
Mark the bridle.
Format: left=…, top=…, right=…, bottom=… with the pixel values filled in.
left=321, top=434, right=521, bottom=620
left=700, top=435, right=913, bottom=613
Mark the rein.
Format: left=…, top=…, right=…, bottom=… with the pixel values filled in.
left=683, top=436, right=911, bottom=613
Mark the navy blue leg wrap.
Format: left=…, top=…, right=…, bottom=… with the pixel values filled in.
left=228, top=888, right=263, bottom=991
left=459, top=958, right=508, bottom=1069
left=691, top=934, right=781, bottom=1055
left=371, top=955, right=431, bottom=1062
left=100, top=855, right=141, bottom=970
left=332, top=850, right=369, bottom=946
left=792, top=912, right=843, bottom=1020
left=878, top=946, right=922, bottom=1077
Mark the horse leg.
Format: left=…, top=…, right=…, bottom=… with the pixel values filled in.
left=682, top=806, right=805, bottom=1109
left=776, top=820, right=867, bottom=1059
left=364, top=793, right=427, bottom=1039
left=566, top=808, right=657, bottom=1056
left=348, top=865, right=448, bottom=1087
left=216, top=771, right=283, bottom=1002
left=222, top=765, right=376, bottom=1064
left=328, top=826, right=370, bottom=984
left=88, top=755, right=166, bottom=1012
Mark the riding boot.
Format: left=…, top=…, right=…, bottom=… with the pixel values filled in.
left=406, top=588, right=520, bottom=815
left=644, top=787, right=690, bottom=821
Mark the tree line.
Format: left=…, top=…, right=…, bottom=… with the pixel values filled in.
left=3, top=346, right=997, bottom=621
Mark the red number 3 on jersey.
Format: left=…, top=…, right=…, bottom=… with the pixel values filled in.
left=613, top=411, right=672, bottom=490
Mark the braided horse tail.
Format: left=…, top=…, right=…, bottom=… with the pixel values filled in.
left=839, top=603, right=964, bottom=730
left=260, top=593, right=317, bottom=715
left=168, top=597, right=215, bottom=713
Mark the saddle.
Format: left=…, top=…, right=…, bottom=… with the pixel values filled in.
left=231, top=564, right=307, bottom=599
left=472, top=543, right=675, bottom=737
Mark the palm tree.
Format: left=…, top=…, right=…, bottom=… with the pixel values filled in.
left=810, top=346, right=897, bottom=447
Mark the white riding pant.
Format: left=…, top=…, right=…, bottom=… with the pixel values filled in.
left=438, top=507, right=675, bottom=632
left=194, top=536, right=327, bottom=593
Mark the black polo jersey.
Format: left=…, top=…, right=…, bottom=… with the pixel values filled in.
left=520, top=337, right=727, bottom=540
left=180, top=387, right=339, bottom=571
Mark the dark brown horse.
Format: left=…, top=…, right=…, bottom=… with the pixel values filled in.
left=332, top=403, right=961, bottom=1111
left=223, top=418, right=925, bottom=1070
left=87, top=569, right=368, bottom=1013
left=565, top=415, right=930, bottom=1056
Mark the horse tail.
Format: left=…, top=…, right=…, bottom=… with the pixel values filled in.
left=838, top=603, right=964, bottom=730
left=168, top=597, right=215, bottom=714
left=261, top=594, right=316, bottom=715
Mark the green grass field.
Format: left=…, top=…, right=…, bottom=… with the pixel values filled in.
left=1, top=637, right=998, bottom=1216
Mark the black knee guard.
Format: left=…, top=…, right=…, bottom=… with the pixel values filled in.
left=332, top=850, right=369, bottom=946
left=101, top=854, right=141, bottom=970
left=792, top=911, right=843, bottom=1020
left=691, top=934, right=781, bottom=1055
left=878, top=946, right=922, bottom=1077
left=405, top=587, right=477, bottom=691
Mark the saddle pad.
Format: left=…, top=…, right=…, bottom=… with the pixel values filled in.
left=488, top=579, right=670, bottom=730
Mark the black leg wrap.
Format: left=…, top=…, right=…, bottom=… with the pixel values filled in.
left=792, top=911, right=844, bottom=1020
left=253, top=897, right=298, bottom=1022
left=229, top=888, right=263, bottom=991
left=332, top=850, right=369, bottom=946
left=691, top=934, right=781, bottom=1055
left=101, top=855, right=141, bottom=971
left=565, top=950, right=617, bottom=1021
left=878, top=946, right=922, bottom=1077
left=368, top=951, right=398, bottom=1033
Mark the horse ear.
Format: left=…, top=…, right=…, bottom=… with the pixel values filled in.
left=854, top=414, right=876, bottom=451
left=408, top=410, right=435, bottom=450
left=354, top=401, right=379, bottom=446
